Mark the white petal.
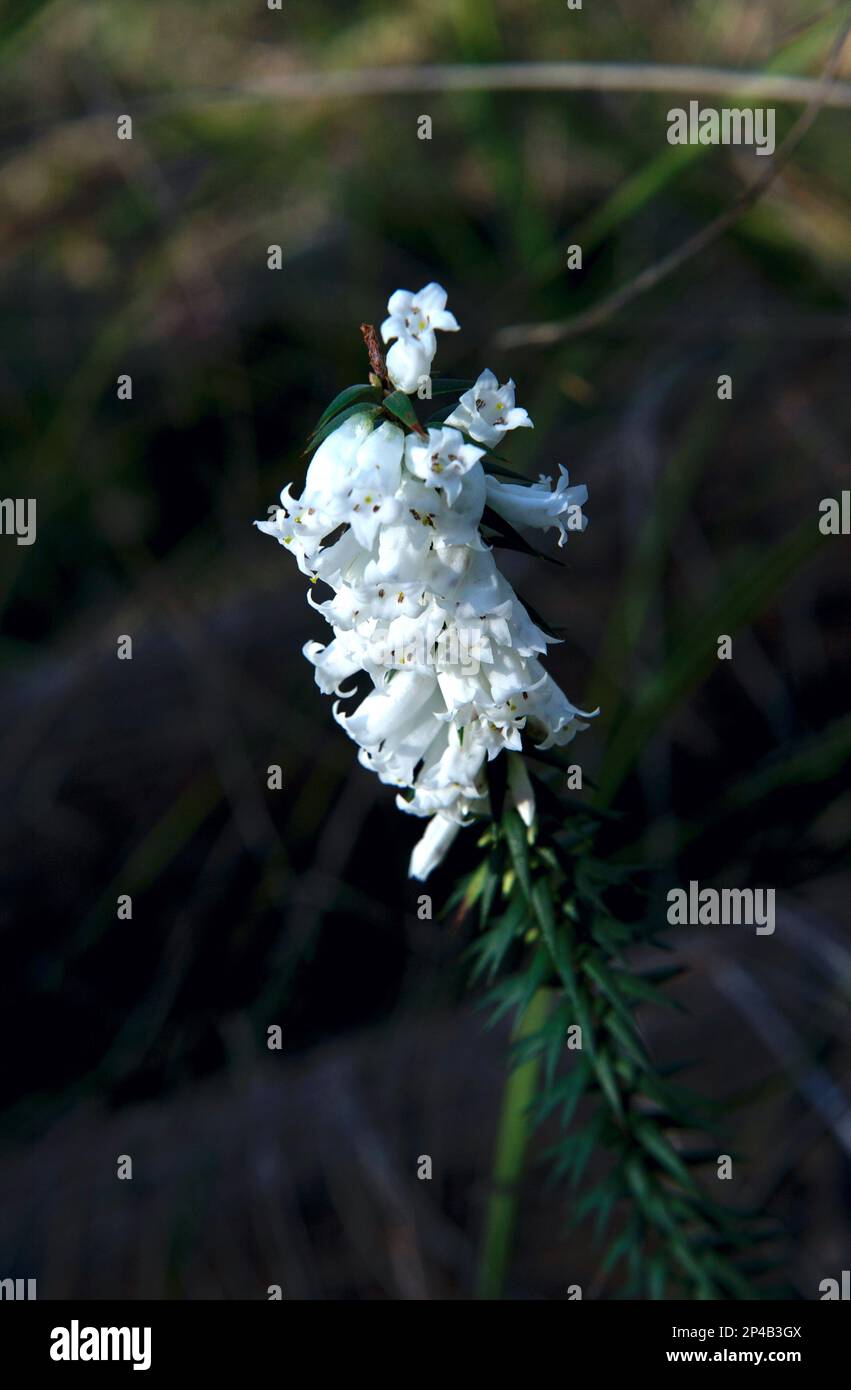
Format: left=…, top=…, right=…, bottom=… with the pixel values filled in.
left=416, top=282, right=448, bottom=314
left=387, top=289, right=415, bottom=317
left=386, top=336, right=432, bottom=393
left=507, top=753, right=536, bottom=827
left=409, top=814, right=461, bottom=880
left=503, top=407, right=533, bottom=431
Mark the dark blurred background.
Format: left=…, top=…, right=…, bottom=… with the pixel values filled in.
left=1, top=0, right=850, bottom=1299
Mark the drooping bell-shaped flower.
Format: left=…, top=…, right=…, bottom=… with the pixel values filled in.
left=485, top=466, right=587, bottom=548
left=404, top=427, right=484, bottom=506
left=408, top=813, right=462, bottom=882
left=381, top=282, right=460, bottom=394
left=257, top=281, right=596, bottom=879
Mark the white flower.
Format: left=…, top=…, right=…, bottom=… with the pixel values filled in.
left=404, top=427, right=484, bottom=506
left=381, top=282, right=459, bottom=394
left=304, top=631, right=374, bottom=697
left=257, top=283, right=596, bottom=880
left=334, top=668, right=437, bottom=750
left=254, top=483, right=331, bottom=575
left=385, top=335, right=434, bottom=394
left=400, top=470, right=487, bottom=548
left=381, top=282, right=460, bottom=356
left=303, top=412, right=376, bottom=517
left=507, top=752, right=536, bottom=828
left=409, top=814, right=462, bottom=881
left=445, top=369, right=533, bottom=448
left=447, top=548, right=551, bottom=656
left=345, top=421, right=405, bottom=549
left=485, top=466, right=587, bottom=548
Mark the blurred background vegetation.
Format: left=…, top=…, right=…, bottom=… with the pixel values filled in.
left=1, top=0, right=850, bottom=1298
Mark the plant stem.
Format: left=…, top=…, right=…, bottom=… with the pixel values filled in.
left=476, top=985, right=550, bottom=1299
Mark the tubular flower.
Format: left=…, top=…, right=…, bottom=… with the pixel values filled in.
left=257, top=283, right=597, bottom=878
left=444, top=368, right=533, bottom=448
left=381, top=282, right=460, bottom=392
left=485, top=466, right=588, bottom=548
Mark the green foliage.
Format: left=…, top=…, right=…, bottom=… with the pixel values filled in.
left=380, top=389, right=427, bottom=434
left=304, top=401, right=382, bottom=453
left=480, top=505, right=563, bottom=564
left=428, top=378, right=475, bottom=397
left=311, top=384, right=383, bottom=435
left=464, top=784, right=778, bottom=1299
left=479, top=457, right=536, bottom=483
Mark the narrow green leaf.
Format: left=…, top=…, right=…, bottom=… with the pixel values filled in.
left=603, top=1008, right=649, bottom=1068
left=567, top=1125, right=600, bottom=1189
left=481, top=506, right=563, bottom=565
left=592, top=1049, right=624, bottom=1120
left=428, top=377, right=475, bottom=396
left=635, top=1121, right=696, bottom=1190
left=480, top=856, right=500, bottom=930
left=613, top=969, right=684, bottom=1011
left=426, top=404, right=457, bottom=426
left=598, top=518, right=828, bottom=803
left=668, top=1233, right=712, bottom=1288
left=304, top=403, right=381, bottom=454
left=649, top=1256, right=668, bottom=1300
left=601, top=1215, right=641, bottom=1275
left=469, top=895, right=525, bottom=983
left=531, top=879, right=557, bottom=955
left=481, top=457, right=535, bottom=483
left=583, top=956, right=634, bottom=1030
left=502, top=808, right=532, bottom=900
left=533, top=1059, right=588, bottom=1127
left=382, top=390, right=426, bottom=434
left=311, top=383, right=381, bottom=435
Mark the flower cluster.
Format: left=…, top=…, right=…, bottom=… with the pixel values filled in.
left=257, top=283, right=595, bottom=878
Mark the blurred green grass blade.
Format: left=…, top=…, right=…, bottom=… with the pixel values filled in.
left=588, top=390, right=727, bottom=718
left=578, top=143, right=704, bottom=252
left=726, top=712, right=851, bottom=805
left=618, top=713, right=851, bottom=867
left=521, top=2, right=851, bottom=291
left=73, top=773, right=222, bottom=957
left=0, top=0, right=59, bottom=52
left=580, top=4, right=851, bottom=250
left=597, top=520, right=828, bottom=805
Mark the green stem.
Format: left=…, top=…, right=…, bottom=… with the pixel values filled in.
left=476, top=986, right=550, bottom=1299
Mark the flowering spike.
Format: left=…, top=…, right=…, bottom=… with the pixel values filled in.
left=257, top=282, right=597, bottom=877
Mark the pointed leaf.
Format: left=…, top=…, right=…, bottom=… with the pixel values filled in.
left=382, top=390, right=426, bottom=435
left=481, top=506, right=563, bottom=565
left=531, top=879, right=557, bottom=957
left=304, top=403, right=381, bottom=454
left=311, top=383, right=382, bottom=435
left=635, top=1121, right=696, bottom=1190
left=428, top=377, right=475, bottom=396
left=426, top=404, right=458, bottom=425
left=482, top=457, right=535, bottom=483
left=487, top=750, right=509, bottom=824
left=592, top=1049, right=624, bottom=1120
left=503, top=808, right=532, bottom=900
